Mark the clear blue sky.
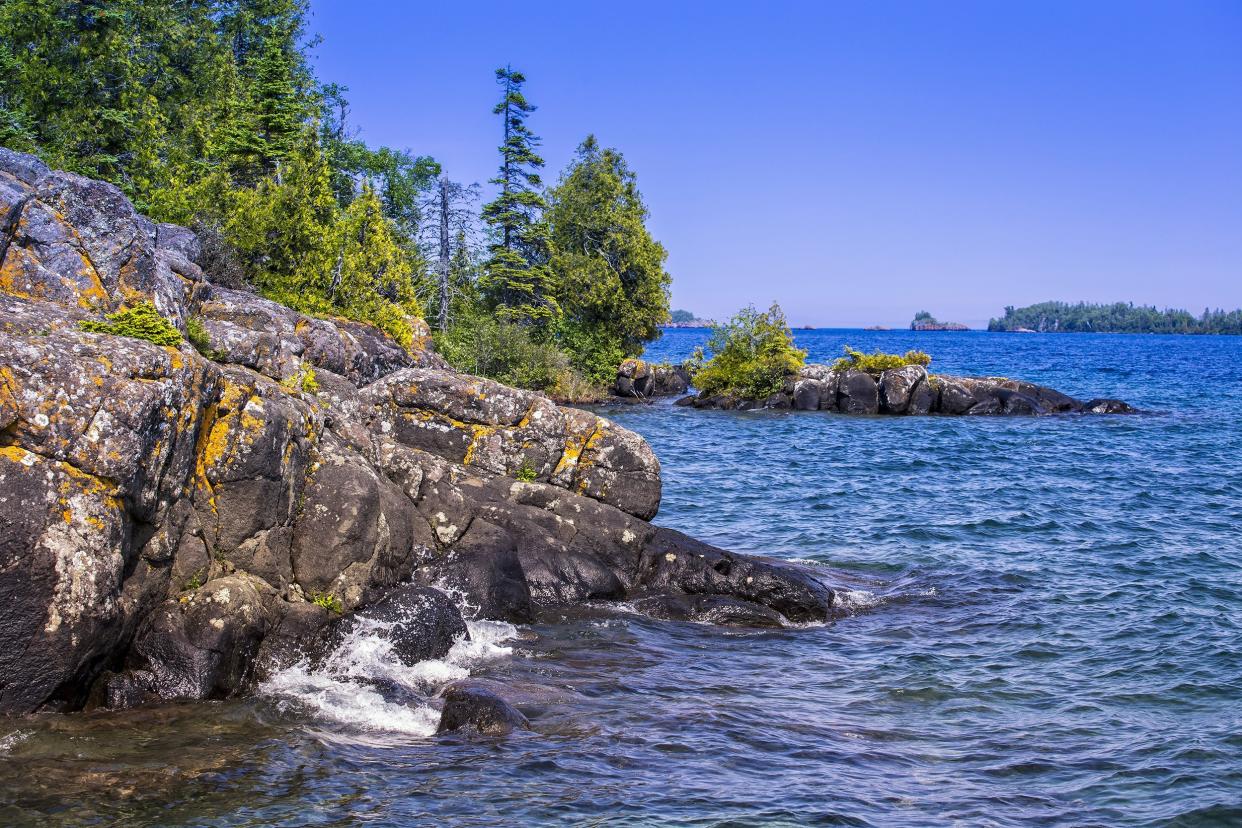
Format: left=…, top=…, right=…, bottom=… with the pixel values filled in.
left=309, top=0, right=1242, bottom=328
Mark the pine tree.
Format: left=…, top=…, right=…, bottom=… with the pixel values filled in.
left=479, top=67, right=558, bottom=328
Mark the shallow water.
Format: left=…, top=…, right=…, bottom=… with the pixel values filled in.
left=3, top=330, right=1241, bottom=827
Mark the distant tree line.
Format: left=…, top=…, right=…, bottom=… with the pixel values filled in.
left=0, top=2, right=670, bottom=395
left=988, top=302, right=1242, bottom=335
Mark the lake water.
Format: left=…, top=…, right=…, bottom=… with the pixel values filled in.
left=2, top=329, right=1240, bottom=827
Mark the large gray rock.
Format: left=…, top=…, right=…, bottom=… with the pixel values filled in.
left=879, top=365, right=928, bottom=414
left=837, top=370, right=880, bottom=415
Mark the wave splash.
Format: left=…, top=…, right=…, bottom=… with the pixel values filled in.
left=260, top=612, right=518, bottom=739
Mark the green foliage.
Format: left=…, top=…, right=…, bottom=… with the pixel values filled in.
left=80, top=302, right=183, bottom=346
left=831, top=346, right=932, bottom=374
left=434, top=311, right=574, bottom=393
left=514, top=459, right=537, bottom=482
left=309, top=591, right=343, bottom=614
left=182, top=569, right=205, bottom=592
left=546, top=135, right=671, bottom=384
left=988, top=301, right=1242, bottom=334
left=692, top=303, right=806, bottom=399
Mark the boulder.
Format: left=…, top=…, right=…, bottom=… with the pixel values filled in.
left=437, top=681, right=530, bottom=735
left=879, top=365, right=928, bottom=414
left=837, top=370, right=879, bottom=415
left=792, top=378, right=826, bottom=411
left=425, top=518, right=534, bottom=623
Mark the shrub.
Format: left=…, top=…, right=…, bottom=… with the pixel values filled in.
left=692, top=303, right=807, bottom=399
left=435, top=311, right=603, bottom=400
left=831, top=346, right=931, bottom=375
left=80, top=302, right=182, bottom=346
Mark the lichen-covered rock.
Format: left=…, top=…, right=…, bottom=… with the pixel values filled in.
left=364, top=368, right=661, bottom=520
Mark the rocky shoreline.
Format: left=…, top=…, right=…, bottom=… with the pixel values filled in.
left=676, top=364, right=1134, bottom=415
left=0, top=149, right=838, bottom=722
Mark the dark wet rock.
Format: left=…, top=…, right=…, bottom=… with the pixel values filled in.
left=838, top=370, right=880, bottom=415
left=327, top=585, right=467, bottom=667
left=437, top=681, right=530, bottom=735
left=100, top=576, right=277, bottom=708
left=425, top=519, right=534, bottom=623
left=638, top=528, right=835, bottom=624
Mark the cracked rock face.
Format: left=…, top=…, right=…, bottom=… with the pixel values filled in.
left=0, top=149, right=838, bottom=714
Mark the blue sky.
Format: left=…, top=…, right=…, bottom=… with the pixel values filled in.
left=309, top=0, right=1242, bottom=327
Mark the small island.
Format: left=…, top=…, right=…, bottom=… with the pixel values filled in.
left=664, top=309, right=713, bottom=328
left=910, top=310, right=969, bottom=331
left=989, top=301, right=1242, bottom=334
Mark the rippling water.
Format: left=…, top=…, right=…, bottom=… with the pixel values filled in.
left=3, top=330, right=1240, bottom=827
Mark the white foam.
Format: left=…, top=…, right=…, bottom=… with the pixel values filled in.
left=0, top=730, right=29, bottom=753
left=259, top=609, right=519, bottom=738
left=837, top=589, right=884, bottom=611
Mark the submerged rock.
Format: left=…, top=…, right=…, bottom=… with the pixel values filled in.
left=437, top=681, right=530, bottom=735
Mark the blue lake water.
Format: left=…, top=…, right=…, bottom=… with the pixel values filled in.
left=1, top=329, right=1239, bottom=827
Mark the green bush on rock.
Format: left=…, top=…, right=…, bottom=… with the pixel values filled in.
left=692, top=303, right=806, bottom=399
left=831, top=346, right=931, bottom=375
left=80, top=302, right=182, bottom=347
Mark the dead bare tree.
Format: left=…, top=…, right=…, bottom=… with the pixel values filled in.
left=419, top=176, right=481, bottom=332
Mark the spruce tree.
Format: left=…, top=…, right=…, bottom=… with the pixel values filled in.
left=546, top=135, right=671, bottom=382
left=479, top=67, right=558, bottom=328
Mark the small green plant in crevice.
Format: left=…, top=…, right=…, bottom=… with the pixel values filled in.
left=181, top=568, right=205, bottom=592
left=514, top=458, right=538, bottom=482
left=281, top=362, right=319, bottom=395
left=310, top=590, right=343, bottom=614
left=184, top=316, right=226, bottom=360
left=831, top=345, right=931, bottom=375
left=80, top=302, right=183, bottom=346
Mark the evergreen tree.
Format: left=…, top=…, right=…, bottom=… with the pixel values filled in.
left=546, top=135, right=671, bottom=382
left=479, top=67, right=558, bottom=328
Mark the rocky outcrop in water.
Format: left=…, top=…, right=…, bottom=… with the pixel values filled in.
left=613, top=358, right=691, bottom=400
left=0, top=149, right=837, bottom=714
left=678, top=363, right=1133, bottom=415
